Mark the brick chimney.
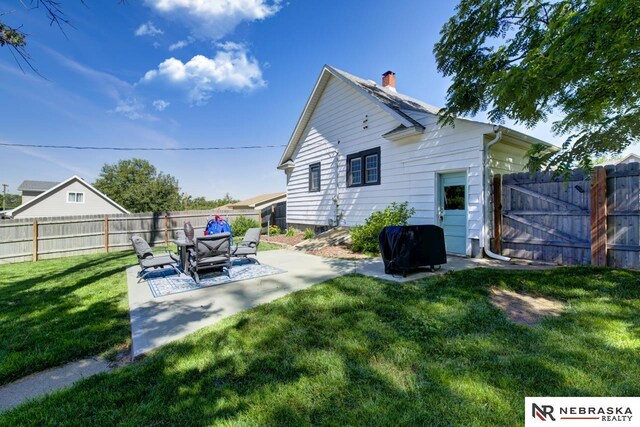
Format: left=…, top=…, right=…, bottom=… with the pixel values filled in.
left=382, top=70, right=396, bottom=92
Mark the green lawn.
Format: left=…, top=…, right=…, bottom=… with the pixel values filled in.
left=0, top=251, right=135, bottom=385
left=2, top=267, right=638, bottom=426
left=0, top=240, right=279, bottom=386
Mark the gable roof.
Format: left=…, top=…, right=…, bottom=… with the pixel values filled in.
left=225, top=192, right=286, bottom=209
left=9, top=175, right=130, bottom=217
left=616, top=153, right=640, bottom=164
left=278, top=65, right=556, bottom=168
left=17, top=180, right=59, bottom=193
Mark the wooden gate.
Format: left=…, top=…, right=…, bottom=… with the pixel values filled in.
left=499, top=170, right=592, bottom=265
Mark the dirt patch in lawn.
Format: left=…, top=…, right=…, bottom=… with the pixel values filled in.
left=263, top=234, right=305, bottom=247
left=489, top=288, right=564, bottom=326
left=308, top=243, right=371, bottom=260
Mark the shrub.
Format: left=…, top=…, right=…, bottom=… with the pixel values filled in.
left=303, top=228, right=315, bottom=240
left=231, top=216, right=260, bottom=238
left=269, top=225, right=281, bottom=235
left=285, top=228, right=296, bottom=237
left=351, top=202, right=415, bottom=253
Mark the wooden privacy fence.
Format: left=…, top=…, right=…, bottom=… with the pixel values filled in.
left=260, top=201, right=287, bottom=232
left=494, top=163, right=640, bottom=268
left=0, top=209, right=259, bottom=264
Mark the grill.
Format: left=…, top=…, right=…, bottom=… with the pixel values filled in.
left=378, top=225, right=447, bottom=276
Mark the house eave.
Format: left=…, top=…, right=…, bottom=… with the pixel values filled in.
left=382, top=125, right=425, bottom=141
left=277, top=160, right=295, bottom=170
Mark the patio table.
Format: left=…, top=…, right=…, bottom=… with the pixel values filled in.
left=171, top=237, right=195, bottom=273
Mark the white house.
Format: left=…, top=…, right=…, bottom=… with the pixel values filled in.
left=9, top=175, right=130, bottom=219
left=612, top=153, right=640, bottom=165
left=277, top=65, right=556, bottom=257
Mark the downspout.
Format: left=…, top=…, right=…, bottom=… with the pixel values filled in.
left=332, top=143, right=341, bottom=226
left=483, top=127, right=511, bottom=261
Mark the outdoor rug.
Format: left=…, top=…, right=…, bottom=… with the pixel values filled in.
left=145, top=261, right=286, bottom=298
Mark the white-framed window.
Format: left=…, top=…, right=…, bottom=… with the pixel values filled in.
left=350, top=158, right=362, bottom=186
left=365, top=154, right=378, bottom=183
left=67, top=192, right=85, bottom=203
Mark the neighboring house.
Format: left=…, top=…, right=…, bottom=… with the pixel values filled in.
left=613, top=153, right=640, bottom=165
left=222, top=192, right=286, bottom=211
left=222, top=192, right=287, bottom=230
left=277, top=65, right=557, bottom=256
left=9, top=176, right=130, bottom=219
left=17, top=180, right=59, bottom=204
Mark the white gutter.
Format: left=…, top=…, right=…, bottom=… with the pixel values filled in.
left=483, top=127, right=511, bottom=262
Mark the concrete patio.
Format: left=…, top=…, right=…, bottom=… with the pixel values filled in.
left=128, top=249, right=551, bottom=358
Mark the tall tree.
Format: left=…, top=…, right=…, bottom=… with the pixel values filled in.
left=94, top=158, right=181, bottom=213
left=434, top=0, right=640, bottom=173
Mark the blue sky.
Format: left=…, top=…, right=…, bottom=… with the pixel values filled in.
left=1, top=0, right=637, bottom=200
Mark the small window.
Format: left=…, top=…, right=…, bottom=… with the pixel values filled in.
left=350, top=158, right=362, bottom=186
left=365, top=154, right=378, bottom=183
left=347, top=147, right=381, bottom=187
left=443, top=185, right=465, bottom=210
left=309, top=163, right=321, bottom=192
left=67, top=192, right=85, bottom=203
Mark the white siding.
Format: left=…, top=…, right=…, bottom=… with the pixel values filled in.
left=13, top=180, right=124, bottom=218
left=286, top=76, right=488, bottom=255
left=489, top=140, right=530, bottom=175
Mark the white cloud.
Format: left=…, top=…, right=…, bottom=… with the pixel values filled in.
left=111, top=98, right=158, bottom=121
left=135, top=21, right=164, bottom=37
left=144, top=0, right=282, bottom=39
left=140, top=44, right=265, bottom=104
left=153, top=99, right=171, bottom=111
left=169, top=36, right=194, bottom=51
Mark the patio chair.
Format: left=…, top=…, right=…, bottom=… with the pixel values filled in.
left=188, top=232, right=232, bottom=283
left=130, top=235, right=181, bottom=282
left=232, top=228, right=261, bottom=264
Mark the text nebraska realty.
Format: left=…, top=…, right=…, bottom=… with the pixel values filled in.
left=552, top=404, right=632, bottom=422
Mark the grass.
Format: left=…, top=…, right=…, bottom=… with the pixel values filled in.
left=0, top=240, right=278, bottom=386
left=0, top=251, right=135, bottom=386
left=1, top=267, right=638, bottom=426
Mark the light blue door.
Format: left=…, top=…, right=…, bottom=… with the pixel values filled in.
left=439, top=172, right=467, bottom=255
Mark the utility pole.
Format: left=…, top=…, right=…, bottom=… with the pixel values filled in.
left=2, top=184, right=7, bottom=211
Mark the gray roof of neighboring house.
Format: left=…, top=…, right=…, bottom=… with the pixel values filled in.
left=225, top=192, right=286, bottom=209
left=17, top=180, right=60, bottom=192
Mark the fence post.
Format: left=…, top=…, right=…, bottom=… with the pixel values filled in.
left=164, top=214, right=169, bottom=246
left=32, top=219, right=38, bottom=262
left=590, top=167, right=607, bottom=266
left=493, top=174, right=502, bottom=253
left=104, top=216, right=109, bottom=253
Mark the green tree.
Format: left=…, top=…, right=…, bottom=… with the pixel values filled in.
left=0, top=193, right=21, bottom=210
left=434, top=0, right=640, bottom=173
left=180, top=193, right=238, bottom=211
left=94, top=158, right=181, bottom=213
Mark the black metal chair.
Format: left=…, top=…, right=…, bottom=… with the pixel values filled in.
left=188, top=232, right=232, bottom=283
left=130, top=235, right=180, bottom=282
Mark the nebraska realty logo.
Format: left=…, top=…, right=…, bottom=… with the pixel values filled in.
left=525, top=398, right=639, bottom=426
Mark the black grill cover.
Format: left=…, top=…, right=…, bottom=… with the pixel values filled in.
left=378, top=225, right=447, bottom=276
